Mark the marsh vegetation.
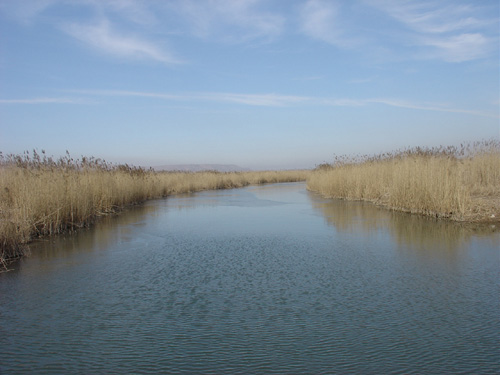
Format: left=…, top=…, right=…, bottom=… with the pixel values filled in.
left=308, top=140, right=500, bottom=223
left=2, top=140, right=499, bottom=265
left=0, top=150, right=309, bottom=264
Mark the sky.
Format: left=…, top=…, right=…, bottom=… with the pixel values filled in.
left=0, top=0, right=499, bottom=170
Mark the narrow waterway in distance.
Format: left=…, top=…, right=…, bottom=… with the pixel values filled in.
left=1, top=182, right=499, bottom=374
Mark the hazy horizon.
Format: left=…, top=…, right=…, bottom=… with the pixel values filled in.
left=1, top=0, right=499, bottom=170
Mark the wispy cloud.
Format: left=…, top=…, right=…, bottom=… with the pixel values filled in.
left=322, top=96, right=497, bottom=118
left=367, top=0, right=498, bottom=62
left=201, top=92, right=309, bottom=106
left=295, top=0, right=498, bottom=62
left=62, top=19, right=181, bottom=64
left=3, top=0, right=496, bottom=65
left=364, top=98, right=498, bottom=118
left=0, top=97, right=85, bottom=104
left=4, top=89, right=496, bottom=118
left=98, top=0, right=158, bottom=26
left=1, top=0, right=182, bottom=65
left=171, top=0, right=284, bottom=42
left=0, top=0, right=58, bottom=24
left=371, top=1, right=483, bottom=34
left=1, top=0, right=156, bottom=26
left=298, top=0, right=360, bottom=48
left=322, top=98, right=366, bottom=107
left=418, top=33, right=491, bottom=62
left=71, top=89, right=309, bottom=107
left=69, top=89, right=498, bottom=118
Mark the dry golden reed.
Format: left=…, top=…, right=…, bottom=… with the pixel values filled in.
left=0, top=150, right=310, bottom=264
left=308, top=140, right=500, bottom=222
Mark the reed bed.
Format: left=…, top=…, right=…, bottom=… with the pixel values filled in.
left=307, top=141, right=500, bottom=223
left=0, top=150, right=310, bottom=264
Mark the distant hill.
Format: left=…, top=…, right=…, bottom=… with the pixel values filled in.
left=153, top=164, right=251, bottom=172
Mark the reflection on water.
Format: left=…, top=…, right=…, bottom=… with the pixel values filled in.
left=309, top=193, right=499, bottom=256
left=1, top=182, right=499, bottom=374
left=20, top=202, right=161, bottom=263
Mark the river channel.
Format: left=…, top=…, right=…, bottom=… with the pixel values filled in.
left=1, top=182, right=499, bottom=374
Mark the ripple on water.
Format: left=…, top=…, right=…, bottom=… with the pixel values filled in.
left=1, top=183, right=499, bottom=374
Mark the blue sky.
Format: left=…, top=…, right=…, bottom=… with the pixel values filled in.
left=1, top=0, right=499, bottom=169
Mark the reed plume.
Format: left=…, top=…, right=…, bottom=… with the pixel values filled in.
left=308, top=140, right=500, bottom=222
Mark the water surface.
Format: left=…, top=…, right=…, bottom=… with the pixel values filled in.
left=1, top=182, right=499, bottom=374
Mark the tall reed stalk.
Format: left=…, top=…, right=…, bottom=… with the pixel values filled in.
left=0, top=150, right=310, bottom=265
left=308, top=141, right=500, bottom=222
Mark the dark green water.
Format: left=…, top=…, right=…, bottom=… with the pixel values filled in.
left=1, top=182, right=499, bottom=374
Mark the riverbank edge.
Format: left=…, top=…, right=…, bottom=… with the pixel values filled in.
left=306, top=142, right=500, bottom=225
left=1, top=174, right=310, bottom=268
left=306, top=185, right=500, bottom=225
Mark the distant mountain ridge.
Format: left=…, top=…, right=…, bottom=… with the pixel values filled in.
left=153, top=164, right=251, bottom=172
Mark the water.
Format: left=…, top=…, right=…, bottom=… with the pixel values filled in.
left=1, top=182, right=499, bottom=374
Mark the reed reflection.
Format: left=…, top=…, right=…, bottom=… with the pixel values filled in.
left=308, top=192, right=499, bottom=256
left=24, top=202, right=161, bottom=265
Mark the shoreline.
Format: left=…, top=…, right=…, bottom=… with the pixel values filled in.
left=0, top=160, right=310, bottom=267
left=307, top=187, right=499, bottom=225
left=3, top=141, right=499, bottom=266
left=307, top=142, right=500, bottom=225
